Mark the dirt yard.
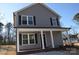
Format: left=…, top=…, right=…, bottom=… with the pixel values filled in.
left=0, top=45, right=16, bottom=55
left=0, top=44, right=79, bottom=55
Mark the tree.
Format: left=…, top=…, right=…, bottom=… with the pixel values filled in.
left=73, top=13, right=79, bottom=42
left=73, top=13, right=79, bottom=24
left=0, top=22, right=4, bottom=44
left=0, top=22, right=4, bottom=34
left=5, top=22, right=12, bottom=44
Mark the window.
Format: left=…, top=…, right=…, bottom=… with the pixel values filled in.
left=28, top=16, right=33, bottom=25
left=50, top=18, right=57, bottom=27
left=52, top=19, right=57, bottom=27
left=29, top=34, right=35, bottom=44
left=22, top=16, right=27, bottom=25
left=22, top=33, right=36, bottom=45
left=22, top=34, right=28, bottom=44
left=21, top=15, right=33, bottom=25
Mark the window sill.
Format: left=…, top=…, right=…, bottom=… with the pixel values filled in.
left=22, top=44, right=36, bottom=46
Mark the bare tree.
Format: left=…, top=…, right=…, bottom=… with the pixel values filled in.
left=73, top=13, right=79, bottom=24
left=0, top=23, right=4, bottom=47
left=0, top=22, right=4, bottom=34
left=5, top=22, right=12, bottom=44
left=73, top=13, right=79, bottom=42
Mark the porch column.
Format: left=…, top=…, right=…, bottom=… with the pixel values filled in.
left=41, top=30, right=45, bottom=49
left=50, top=30, right=54, bottom=48
left=17, top=30, right=19, bottom=52
left=66, top=31, right=70, bottom=43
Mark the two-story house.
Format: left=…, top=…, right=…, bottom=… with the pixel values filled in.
left=13, top=3, right=70, bottom=54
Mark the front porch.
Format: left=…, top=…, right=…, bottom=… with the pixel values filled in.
left=16, top=47, right=66, bottom=55
left=16, top=27, right=70, bottom=53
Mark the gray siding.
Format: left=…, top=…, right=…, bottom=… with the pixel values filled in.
left=53, top=31, right=63, bottom=48
left=43, top=31, right=52, bottom=48
left=19, top=31, right=63, bottom=50
left=19, top=32, right=41, bottom=50
left=19, top=31, right=53, bottom=50
left=15, top=4, right=64, bottom=51
left=14, top=4, right=60, bottom=27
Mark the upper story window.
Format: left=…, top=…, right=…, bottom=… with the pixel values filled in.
left=50, top=17, right=58, bottom=27
left=28, top=16, right=33, bottom=25
left=21, top=15, right=33, bottom=25
left=52, top=19, right=57, bottom=27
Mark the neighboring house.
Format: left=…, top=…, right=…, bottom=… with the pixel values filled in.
left=68, top=34, right=78, bottom=43
left=69, top=34, right=78, bottom=43
left=63, top=34, right=78, bottom=46
left=13, top=3, right=70, bottom=54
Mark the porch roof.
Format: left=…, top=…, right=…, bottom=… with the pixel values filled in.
left=16, top=27, right=71, bottom=32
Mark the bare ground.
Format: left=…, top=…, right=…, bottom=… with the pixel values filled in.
left=0, top=43, right=79, bottom=55
left=0, top=45, right=16, bottom=55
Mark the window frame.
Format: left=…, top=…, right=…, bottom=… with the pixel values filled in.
left=29, top=33, right=36, bottom=45
left=51, top=18, right=58, bottom=27
left=21, top=15, right=27, bottom=25
left=21, top=15, right=33, bottom=25
left=21, top=33, right=36, bottom=46
left=28, top=16, right=34, bottom=25
left=22, top=33, right=28, bottom=45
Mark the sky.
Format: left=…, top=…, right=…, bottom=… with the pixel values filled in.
left=0, top=3, right=79, bottom=34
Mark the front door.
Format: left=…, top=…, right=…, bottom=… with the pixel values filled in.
left=43, top=34, right=46, bottom=48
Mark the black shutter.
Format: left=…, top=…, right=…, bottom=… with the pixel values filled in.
left=18, top=15, right=21, bottom=25
left=35, top=33, right=38, bottom=44
left=56, top=18, right=59, bottom=26
left=19, top=33, right=22, bottom=45
left=50, top=18, right=53, bottom=26
left=33, top=16, right=36, bottom=25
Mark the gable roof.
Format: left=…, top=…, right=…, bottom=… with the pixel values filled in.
left=14, top=3, right=61, bottom=18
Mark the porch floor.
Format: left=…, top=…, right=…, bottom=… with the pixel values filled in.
left=17, top=47, right=66, bottom=55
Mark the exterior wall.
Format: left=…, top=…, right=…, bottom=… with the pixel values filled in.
left=19, top=31, right=53, bottom=51
left=43, top=31, right=52, bottom=48
left=19, top=32, right=42, bottom=51
left=53, top=31, right=63, bottom=48
left=14, top=4, right=60, bottom=27
left=19, top=31, right=63, bottom=50
left=69, top=38, right=78, bottom=43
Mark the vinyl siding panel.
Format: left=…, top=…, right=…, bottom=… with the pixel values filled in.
left=53, top=31, right=63, bottom=48
left=15, top=4, right=60, bottom=27
left=19, top=31, right=53, bottom=50
left=19, top=32, right=42, bottom=50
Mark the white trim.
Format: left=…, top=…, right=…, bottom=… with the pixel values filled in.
left=17, top=28, right=70, bottom=32
left=21, top=15, right=33, bottom=25
left=41, top=30, right=45, bottom=49
left=52, top=17, right=58, bottom=27
left=21, top=33, right=36, bottom=46
left=29, top=33, right=36, bottom=45
left=27, top=16, right=33, bottom=25
left=21, top=15, right=27, bottom=25
left=50, top=30, right=54, bottom=48
left=22, top=33, right=28, bottom=45
left=40, top=33, right=47, bottom=48
left=17, top=30, right=20, bottom=52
